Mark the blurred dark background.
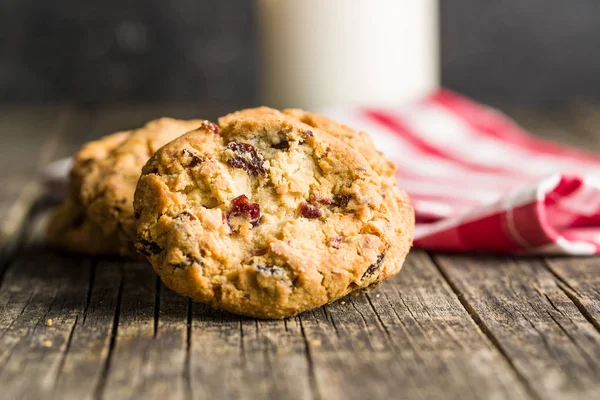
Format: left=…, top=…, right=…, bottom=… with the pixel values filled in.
left=2, top=0, right=600, bottom=106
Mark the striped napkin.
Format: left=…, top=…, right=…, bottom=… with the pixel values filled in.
left=324, top=90, right=600, bottom=255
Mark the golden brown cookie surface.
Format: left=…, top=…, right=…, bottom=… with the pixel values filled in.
left=222, top=107, right=414, bottom=293
left=48, top=118, right=208, bottom=257
left=134, top=111, right=413, bottom=318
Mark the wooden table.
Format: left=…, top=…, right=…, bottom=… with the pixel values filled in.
left=1, top=105, right=599, bottom=400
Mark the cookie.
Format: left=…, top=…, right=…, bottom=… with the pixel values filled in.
left=222, top=107, right=414, bottom=292
left=49, top=118, right=208, bottom=257
left=134, top=112, right=413, bottom=318
left=68, top=130, right=132, bottom=203
left=47, top=131, right=131, bottom=255
left=46, top=200, right=122, bottom=255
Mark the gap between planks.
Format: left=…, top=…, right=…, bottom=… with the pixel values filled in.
left=429, top=253, right=542, bottom=400
left=431, top=253, right=600, bottom=400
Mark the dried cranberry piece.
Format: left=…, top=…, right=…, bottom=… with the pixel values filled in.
left=228, top=195, right=261, bottom=227
left=362, top=253, right=386, bottom=278
left=304, top=130, right=314, bottom=137
left=299, top=202, right=322, bottom=219
left=134, top=210, right=141, bottom=220
left=225, top=142, right=267, bottom=176
left=201, top=121, right=220, bottom=134
left=135, top=238, right=162, bottom=256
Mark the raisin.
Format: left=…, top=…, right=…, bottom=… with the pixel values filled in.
left=225, top=141, right=266, bottom=176
left=334, top=194, right=352, bottom=208
left=271, top=139, right=290, bottom=150
left=135, top=238, right=162, bottom=256
left=299, top=202, right=322, bottom=218
left=134, top=210, right=141, bottom=220
left=227, top=195, right=261, bottom=228
left=362, top=253, right=386, bottom=278
left=201, top=121, right=220, bottom=134
left=182, top=149, right=202, bottom=167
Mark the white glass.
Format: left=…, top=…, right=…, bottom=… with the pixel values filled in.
left=256, top=0, right=439, bottom=110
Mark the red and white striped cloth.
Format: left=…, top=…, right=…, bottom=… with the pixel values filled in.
left=324, top=90, right=600, bottom=255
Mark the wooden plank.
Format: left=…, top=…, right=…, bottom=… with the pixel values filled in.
left=434, top=254, right=600, bottom=400
left=299, top=251, right=531, bottom=400
left=51, top=260, right=121, bottom=400
left=0, top=208, right=91, bottom=399
left=188, top=301, right=314, bottom=399
left=0, top=202, right=122, bottom=400
left=544, top=258, right=600, bottom=331
left=186, top=251, right=531, bottom=400
left=101, top=262, right=189, bottom=400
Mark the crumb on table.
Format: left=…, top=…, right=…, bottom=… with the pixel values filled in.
left=46, top=319, right=53, bottom=327
left=42, top=340, right=53, bottom=348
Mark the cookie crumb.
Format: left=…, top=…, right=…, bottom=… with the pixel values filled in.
left=42, top=340, right=53, bottom=348
left=46, top=319, right=53, bottom=327
left=309, top=339, right=321, bottom=347
left=340, top=301, right=346, bottom=305
left=376, top=294, right=380, bottom=298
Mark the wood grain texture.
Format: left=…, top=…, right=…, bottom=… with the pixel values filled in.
left=52, top=261, right=122, bottom=400
left=102, top=262, right=189, bottom=400
left=0, top=243, right=90, bottom=398
left=300, top=251, right=531, bottom=400
left=434, top=255, right=600, bottom=400
left=188, top=299, right=313, bottom=399
left=544, top=258, right=600, bottom=331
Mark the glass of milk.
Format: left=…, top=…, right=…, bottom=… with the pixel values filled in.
left=256, top=0, right=439, bottom=110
